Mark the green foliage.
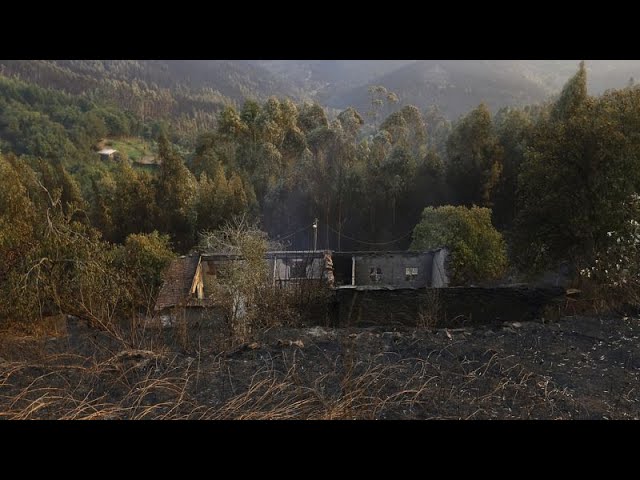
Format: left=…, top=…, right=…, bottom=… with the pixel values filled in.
left=492, top=106, right=534, bottom=229
left=0, top=155, right=37, bottom=291
left=514, top=65, right=640, bottom=273
left=411, top=205, right=508, bottom=285
left=446, top=103, right=503, bottom=207
left=367, top=85, right=399, bottom=128
left=0, top=153, right=175, bottom=325
left=156, top=135, right=198, bottom=251
left=551, top=61, right=587, bottom=122
left=1, top=185, right=128, bottom=325
left=108, top=162, right=158, bottom=242
left=195, top=165, right=250, bottom=235
left=298, top=102, right=329, bottom=132
left=580, top=196, right=640, bottom=307
left=116, top=231, right=175, bottom=311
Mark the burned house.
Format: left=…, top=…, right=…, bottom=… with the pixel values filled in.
left=153, top=254, right=219, bottom=327
left=153, top=247, right=565, bottom=330
left=267, top=251, right=326, bottom=287
left=153, top=249, right=450, bottom=326
left=330, top=249, right=449, bottom=289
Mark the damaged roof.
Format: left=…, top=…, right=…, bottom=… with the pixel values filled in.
left=154, top=255, right=200, bottom=311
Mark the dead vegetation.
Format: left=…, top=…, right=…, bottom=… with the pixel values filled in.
left=1, top=314, right=638, bottom=420
left=417, top=288, right=441, bottom=329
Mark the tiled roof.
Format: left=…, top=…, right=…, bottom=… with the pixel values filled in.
left=154, top=255, right=199, bottom=311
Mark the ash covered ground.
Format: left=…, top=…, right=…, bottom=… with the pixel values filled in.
left=0, top=315, right=638, bottom=419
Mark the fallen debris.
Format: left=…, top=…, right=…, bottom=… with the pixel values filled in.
left=106, top=349, right=163, bottom=372
left=276, top=339, right=304, bottom=348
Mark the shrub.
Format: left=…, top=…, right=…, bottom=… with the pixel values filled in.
left=580, top=195, right=640, bottom=309
left=411, top=205, right=507, bottom=285
left=116, top=231, right=175, bottom=312
left=199, top=216, right=271, bottom=342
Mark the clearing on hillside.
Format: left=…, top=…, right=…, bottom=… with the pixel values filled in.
left=96, top=137, right=160, bottom=166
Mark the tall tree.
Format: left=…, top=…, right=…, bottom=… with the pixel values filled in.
left=514, top=65, right=640, bottom=272
left=551, top=60, right=587, bottom=122
left=492, top=107, right=534, bottom=229
left=155, top=134, right=197, bottom=251
left=446, top=103, right=503, bottom=207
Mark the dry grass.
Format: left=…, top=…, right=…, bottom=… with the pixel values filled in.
left=417, top=289, right=441, bottom=329
left=0, top=331, right=584, bottom=420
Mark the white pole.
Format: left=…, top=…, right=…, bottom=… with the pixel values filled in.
left=313, top=218, right=318, bottom=252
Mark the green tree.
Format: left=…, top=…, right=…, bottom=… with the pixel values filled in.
left=367, top=85, right=399, bottom=129
left=551, top=60, right=587, bottom=122
left=514, top=73, right=640, bottom=273
left=0, top=154, right=37, bottom=293
left=492, top=107, right=534, bottom=229
left=297, top=102, right=328, bottom=133
left=411, top=205, right=508, bottom=285
left=446, top=103, right=503, bottom=207
left=115, top=231, right=175, bottom=312
left=156, top=134, right=197, bottom=251
left=110, top=162, right=158, bottom=242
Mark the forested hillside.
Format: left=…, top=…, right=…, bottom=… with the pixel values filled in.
left=3, top=59, right=640, bottom=321
left=0, top=60, right=298, bottom=149
left=5, top=59, right=640, bottom=420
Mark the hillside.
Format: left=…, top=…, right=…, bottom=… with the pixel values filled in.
left=0, top=60, right=297, bottom=102
left=256, top=60, right=640, bottom=119
left=253, top=60, right=416, bottom=92
left=5, top=60, right=640, bottom=126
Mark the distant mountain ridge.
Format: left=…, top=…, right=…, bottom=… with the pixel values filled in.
left=256, top=59, right=640, bottom=119
left=0, top=60, right=297, bottom=103
left=3, top=60, right=640, bottom=123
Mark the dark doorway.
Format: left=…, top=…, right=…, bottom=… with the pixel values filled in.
left=332, top=254, right=353, bottom=286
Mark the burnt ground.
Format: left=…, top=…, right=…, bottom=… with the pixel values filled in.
left=0, top=315, right=639, bottom=419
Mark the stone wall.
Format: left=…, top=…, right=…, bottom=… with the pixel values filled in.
left=332, top=286, right=566, bottom=328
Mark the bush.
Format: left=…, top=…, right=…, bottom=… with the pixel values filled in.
left=580, top=195, right=640, bottom=310
left=199, top=216, right=271, bottom=343
left=411, top=205, right=507, bottom=285
left=116, top=231, right=175, bottom=312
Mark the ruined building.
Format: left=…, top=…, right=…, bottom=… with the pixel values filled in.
left=153, top=249, right=450, bottom=326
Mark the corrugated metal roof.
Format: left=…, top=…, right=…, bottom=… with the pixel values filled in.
left=97, top=148, right=118, bottom=155
left=154, top=255, right=200, bottom=310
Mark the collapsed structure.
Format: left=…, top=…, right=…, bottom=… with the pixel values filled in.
left=154, top=249, right=449, bottom=325
left=153, top=248, right=565, bottom=328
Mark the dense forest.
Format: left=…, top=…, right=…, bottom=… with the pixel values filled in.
left=2, top=59, right=640, bottom=324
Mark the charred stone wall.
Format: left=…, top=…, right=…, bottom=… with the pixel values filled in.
left=332, top=286, right=566, bottom=328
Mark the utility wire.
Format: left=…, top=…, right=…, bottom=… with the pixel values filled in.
left=327, top=224, right=414, bottom=246
left=274, top=223, right=314, bottom=241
